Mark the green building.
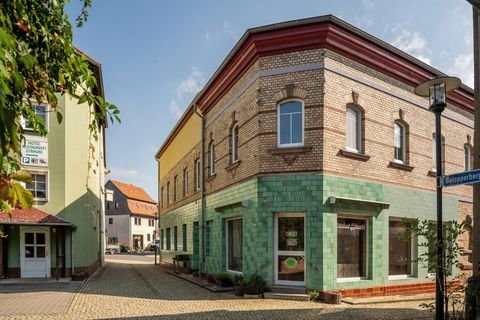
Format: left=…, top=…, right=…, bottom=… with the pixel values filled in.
left=0, top=56, right=107, bottom=279
left=156, top=16, right=474, bottom=296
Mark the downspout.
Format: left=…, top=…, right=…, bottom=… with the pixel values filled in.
left=194, top=104, right=206, bottom=275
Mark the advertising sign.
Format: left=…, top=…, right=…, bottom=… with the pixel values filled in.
left=21, top=135, right=48, bottom=167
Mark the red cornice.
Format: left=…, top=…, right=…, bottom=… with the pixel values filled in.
left=197, top=20, right=473, bottom=114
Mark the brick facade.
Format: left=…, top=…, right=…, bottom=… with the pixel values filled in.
left=156, top=16, right=474, bottom=295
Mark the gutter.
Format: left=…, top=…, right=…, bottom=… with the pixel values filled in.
left=193, top=104, right=206, bottom=275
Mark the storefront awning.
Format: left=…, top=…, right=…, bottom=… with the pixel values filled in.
left=0, top=208, right=76, bottom=228
left=328, top=196, right=390, bottom=210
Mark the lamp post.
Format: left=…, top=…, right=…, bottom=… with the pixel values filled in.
left=415, top=76, right=461, bottom=320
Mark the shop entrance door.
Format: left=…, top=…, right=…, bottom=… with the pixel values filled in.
left=274, top=213, right=305, bottom=286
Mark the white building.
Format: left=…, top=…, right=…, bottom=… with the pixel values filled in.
left=105, top=180, right=157, bottom=250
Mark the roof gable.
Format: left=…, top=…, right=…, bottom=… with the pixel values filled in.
left=108, top=180, right=156, bottom=204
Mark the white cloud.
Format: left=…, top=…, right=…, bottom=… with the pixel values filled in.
left=448, top=53, right=474, bottom=88
left=168, top=67, right=205, bottom=119
left=204, top=21, right=241, bottom=43
left=391, top=29, right=431, bottom=64
left=223, top=21, right=241, bottom=42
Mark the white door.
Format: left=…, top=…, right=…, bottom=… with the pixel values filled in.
left=274, top=213, right=305, bottom=286
left=20, top=227, right=50, bottom=278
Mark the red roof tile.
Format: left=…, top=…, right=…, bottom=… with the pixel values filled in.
left=109, top=180, right=156, bottom=204
left=127, top=199, right=157, bottom=217
left=0, top=208, right=73, bottom=226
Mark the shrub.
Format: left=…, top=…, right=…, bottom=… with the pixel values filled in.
left=308, top=290, right=320, bottom=301
left=215, top=272, right=233, bottom=287
left=233, top=274, right=244, bottom=286
left=119, top=244, right=129, bottom=252
left=243, top=273, right=266, bottom=295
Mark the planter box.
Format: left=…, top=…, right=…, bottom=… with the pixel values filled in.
left=320, top=291, right=342, bottom=304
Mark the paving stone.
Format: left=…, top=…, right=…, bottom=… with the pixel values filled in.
left=0, top=259, right=435, bottom=320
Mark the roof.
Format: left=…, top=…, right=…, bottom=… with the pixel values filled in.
left=155, top=15, right=474, bottom=160
left=126, top=199, right=157, bottom=217
left=109, top=180, right=157, bottom=204
left=0, top=208, right=75, bottom=227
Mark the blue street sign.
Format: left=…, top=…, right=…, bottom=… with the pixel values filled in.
left=441, top=169, right=480, bottom=187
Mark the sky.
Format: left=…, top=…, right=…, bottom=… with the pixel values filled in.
left=67, top=0, right=475, bottom=200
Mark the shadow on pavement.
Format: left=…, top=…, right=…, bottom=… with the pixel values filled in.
left=97, top=307, right=433, bottom=320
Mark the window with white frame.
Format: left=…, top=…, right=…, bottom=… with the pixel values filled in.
left=183, top=168, right=188, bottom=197
left=147, top=234, right=151, bottom=242
left=432, top=134, right=445, bottom=172
left=230, top=124, right=239, bottom=163
left=337, top=217, right=367, bottom=279
left=24, top=105, right=47, bottom=130
left=389, top=219, right=413, bottom=277
left=226, top=218, right=243, bottom=272
left=194, top=159, right=201, bottom=191
left=277, top=100, right=304, bottom=147
left=26, top=172, right=48, bottom=200
left=346, top=106, right=362, bottom=153
left=465, top=144, right=473, bottom=171
left=393, top=121, right=407, bottom=164
left=208, top=143, right=216, bottom=176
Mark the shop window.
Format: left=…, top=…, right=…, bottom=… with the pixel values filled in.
left=182, top=224, right=187, bottom=252
left=337, top=217, right=367, bottom=279
left=174, top=226, right=178, bottom=251
left=166, top=228, right=171, bottom=250
left=389, top=220, right=412, bottom=277
left=277, top=100, right=304, bottom=147
left=226, top=218, right=243, bottom=272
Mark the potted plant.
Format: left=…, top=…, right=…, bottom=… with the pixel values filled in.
left=233, top=274, right=244, bottom=296
left=242, top=273, right=266, bottom=298
left=215, top=272, right=233, bottom=287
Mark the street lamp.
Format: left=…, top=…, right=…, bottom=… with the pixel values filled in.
left=415, top=76, right=461, bottom=320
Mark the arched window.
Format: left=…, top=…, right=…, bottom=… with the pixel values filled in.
left=277, top=100, right=304, bottom=147
left=432, top=133, right=445, bottom=172
left=346, top=106, right=362, bottom=153
left=393, top=121, right=407, bottom=164
left=464, top=144, right=473, bottom=171
left=183, top=167, right=188, bottom=197
left=230, top=124, right=239, bottom=163
left=208, top=142, right=216, bottom=176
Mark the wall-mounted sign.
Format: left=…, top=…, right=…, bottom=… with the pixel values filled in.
left=286, top=230, right=297, bottom=238
left=21, top=135, right=48, bottom=167
left=337, top=222, right=366, bottom=231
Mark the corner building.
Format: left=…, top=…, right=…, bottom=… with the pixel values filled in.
left=156, top=15, right=474, bottom=297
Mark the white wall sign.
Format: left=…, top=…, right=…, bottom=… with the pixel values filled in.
left=21, top=136, right=48, bottom=167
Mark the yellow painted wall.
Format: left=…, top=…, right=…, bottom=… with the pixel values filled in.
left=159, top=113, right=201, bottom=179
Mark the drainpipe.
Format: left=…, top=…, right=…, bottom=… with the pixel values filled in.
left=194, top=104, right=206, bottom=275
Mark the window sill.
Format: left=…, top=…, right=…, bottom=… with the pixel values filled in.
left=427, top=170, right=437, bottom=177
left=388, top=275, right=416, bottom=281
left=338, top=149, right=370, bottom=161
left=226, top=160, right=241, bottom=172
left=205, top=174, right=217, bottom=182
left=268, top=145, right=312, bottom=155
left=388, top=161, right=414, bottom=172
left=336, top=277, right=368, bottom=283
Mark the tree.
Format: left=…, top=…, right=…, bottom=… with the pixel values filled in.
left=0, top=0, right=119, bottom=212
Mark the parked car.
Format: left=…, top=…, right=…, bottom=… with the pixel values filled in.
left=146, top=240, right=159, bottom=251
left=105, top=244, right=121, bottom=254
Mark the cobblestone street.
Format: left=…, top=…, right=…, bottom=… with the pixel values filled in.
left=0, top=256, right=433, bottom=319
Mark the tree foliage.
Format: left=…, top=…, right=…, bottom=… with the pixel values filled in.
left=0, top=0, right=119, bottom=212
